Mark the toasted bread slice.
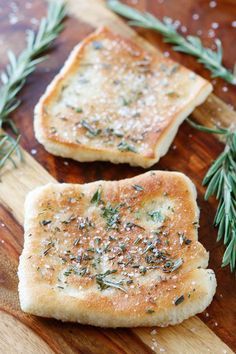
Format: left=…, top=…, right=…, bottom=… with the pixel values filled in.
left=34, top=27, right=212, bottom=168
left=18, top=171, right=216, bottom=327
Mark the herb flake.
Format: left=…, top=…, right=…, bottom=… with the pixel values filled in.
left=91, top=186, right=102, bottom=205
left=117, top=141, right=137, bottom=153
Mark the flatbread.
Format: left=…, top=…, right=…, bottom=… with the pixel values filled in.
left=18, top=171, right=216, bottom=327
left=34, top=27, right=212, bottom=168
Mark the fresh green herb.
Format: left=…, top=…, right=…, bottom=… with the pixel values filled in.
left=174, top=295, right=185, bottom=306
left=132, top=184, right=144, bottom=191
left=69, top=254, right=77, bottom=261
left=96, top=270, right=127, bottom=292
left=134, top=236, right=142, bottom=245
left=92, top=41, right=103, bottom=50
left=125, top=222, right=145, bottom=230
left=41, top=219, right=52, bottom=226
left=78, top=217, right=94, bottom=230
left=104, top=127, right=124, bottom=138
left=119, top=243, right=126, bottom=252
left=168, top=64, right=180, bottom=76
left=108, top=0, right=236, bottom=85
left=43, top=242, right=54, bottom=256
left=145, top=254, right=160, bottom=264
left=73, top=238, right=80, bottom=246
left=81, top=120, right=101, bottom=136
left=148, top=210, right=165, bottom=223
left=75, top=107, right=83, bottom=113
left=102, top=204, right=120, bottom=229
left=163, top=258, right=183, bottom=272
left=146, top=308, right=155, bottom=314
left=139, top=265, right=147, bottom=274
left=121, top=96, right=131, bottom=106
left=142, top=242, right=155, bottom=255
left=87, top=247, right=95, bottom=253
left=178, top=232, right=192, bottom=245
left=188, top=119, right=236, bottom=272
left=0, top=0, right=66, bottom=170
left=166, top=91, right=180, bottom=98
left=91, top=186, right=102, bottom=205
left=0, top=134, right=21, bottom=169
left=61, top=214, right=76, bottom=224
left=117, top=141, right=137, bottom=153
left=64, top=265, right=87, bottom=277
left=79, top=267, right=87, bottom=276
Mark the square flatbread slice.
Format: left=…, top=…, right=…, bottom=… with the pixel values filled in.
left=18, top=171, right=216, bottom=327
left=34, top=27, right=212, bottom=168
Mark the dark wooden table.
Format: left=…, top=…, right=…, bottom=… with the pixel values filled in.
left=0, top=0, right=235, bottom=353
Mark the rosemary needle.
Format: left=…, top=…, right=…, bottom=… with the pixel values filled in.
left=0, top=0, right=66, bottom=169
left=108, top=0, right=236, bottom=85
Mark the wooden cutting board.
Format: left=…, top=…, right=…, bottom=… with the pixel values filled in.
left=0, top=0, right=235, bottom=353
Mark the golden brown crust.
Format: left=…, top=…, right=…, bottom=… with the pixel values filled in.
left=34, top=27, right=212, bottom=168
left=18, top=171, right=216, bottom=327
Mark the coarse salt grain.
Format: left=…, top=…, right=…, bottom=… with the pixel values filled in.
left=192, top=14, right=199, bottom=20
left=209, top=1, right=217, bottom=8
left=208, top=29, right=215, bottom=38
left=9, top=13, right=19, bottom=25
left=31, top=148, right=37, bottom=155
left=211, top=22, right=219, bottom=29
left=30, top=18, right=39, bottom=25
left=173, top=20, right=181, bottom=29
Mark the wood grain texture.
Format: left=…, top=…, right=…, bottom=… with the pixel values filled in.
left=0, top=0, right=235, bottom=353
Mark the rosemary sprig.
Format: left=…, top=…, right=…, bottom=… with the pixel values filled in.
left=188, top=119, right=236, bottom=272
left=108, top=0, right=236, bottom=85
left=0, top=134, right=21, bottom=169
left=0, top=0, right=66, bottom=169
